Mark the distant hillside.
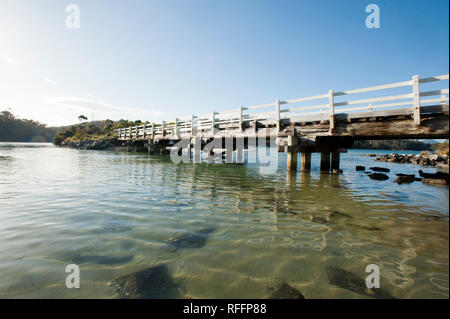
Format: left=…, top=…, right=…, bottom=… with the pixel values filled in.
left=353, top=139, right=434, bottom=151
left=0, top=110, right=145, bottom=144
left=52, top=119, right=145, bottom=145
left=0, top=110, right=57, bottom=142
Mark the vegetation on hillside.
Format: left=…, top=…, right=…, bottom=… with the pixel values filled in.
left=2, top=109, right=447, bottom=154
left=52, top=119, right=146, bottom=145
left=0, top=110, right=57, bottom=142
left=432, top=140, right=449, bottom=155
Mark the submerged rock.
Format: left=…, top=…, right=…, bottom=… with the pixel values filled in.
left=71, top=254, right=134, bottom=265
left=359, top=225, right=381, bottom=231
left=332, top=169, right=343, bottom=174
left=355, top=166, right=365, bottom=171
left=309, top=215, right=329, bottom=224
left=419, top=170, right=449, bottom=185
left=326, top=266, right=394, bottom=299
left=370, top=167, right=390, bottom=173
left=394, top=174, right=415, bottom=184
left=167, top=227, right=215, bottom=251
left=109, top=264, right=181, bottom=299
left=101, top=220, right=133, bottom=233
left=423, top=178, right=448, bottom=186
left=329, top=211, right=353, bottom=219
left=419, top=170, right=449, bottom=180
left=368, top=173, right=389, bottom=181
left=268, top=282, right=305, bottom=299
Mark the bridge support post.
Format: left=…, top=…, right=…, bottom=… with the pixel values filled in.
left=320, top=152, right=331, bottom=171
left=287, top=152, right=297, bottom=171
left=192, top=137, right=201, bottom=163
left=286, top=135, right=298, bottom=171
left=331, top=152, right=340, bottom=170
left=147, top=139, right=153, bottom=153
left=301, top=152, right=311, bottom=171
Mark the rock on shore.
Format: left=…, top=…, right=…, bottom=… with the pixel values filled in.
left=61, top=138, right=121, bottom=150
left=368, top=173, right=389, bottom=181
left=372, top=153, right=449, bottom=168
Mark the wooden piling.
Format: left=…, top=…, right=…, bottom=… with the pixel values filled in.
left=320, top=152, right=331, bottom=171
left=331, top=152, right=340, bottom=170
left=287, top=135, right=298, bottom=171
left=147, top=139, right=153, bottom=153
left=301, top=152, right=311, bottom=171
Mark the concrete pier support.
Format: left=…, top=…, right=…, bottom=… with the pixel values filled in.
left=331, top=152, right=340, bottom=170
left=287, top=152, right=298, bottom=171
left=287, top=135, right=298, bottom=171
left=147, top=139, right=153, bottom=153
left=320, top=152, right=331, bottom=171
left=301, top=152, right=311, bottom=171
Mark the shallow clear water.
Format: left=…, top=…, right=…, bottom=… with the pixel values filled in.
left=0, top=142, right=448, bottom=298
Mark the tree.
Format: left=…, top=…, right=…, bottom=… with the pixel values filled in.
left=78, top=115, right=88, bottom=123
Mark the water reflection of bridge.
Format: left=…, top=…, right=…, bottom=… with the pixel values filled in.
left=116, top=73, right=449, bottom=172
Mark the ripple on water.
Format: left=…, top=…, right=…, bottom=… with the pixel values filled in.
left=0, top=144, right=448, bottom=298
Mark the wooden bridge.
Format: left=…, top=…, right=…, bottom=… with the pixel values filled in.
left=116, top=73, right=449, bottom=171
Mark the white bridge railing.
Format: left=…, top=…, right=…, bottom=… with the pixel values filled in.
left=116, top=73, right=449, bottom=139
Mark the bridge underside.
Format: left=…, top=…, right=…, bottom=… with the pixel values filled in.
left=119, top=104, right=449, bottom=172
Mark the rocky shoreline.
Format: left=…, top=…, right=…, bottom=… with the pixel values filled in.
left=363, top=153, right=449, bottom=169
left=60, top=138, right=122, bottom=150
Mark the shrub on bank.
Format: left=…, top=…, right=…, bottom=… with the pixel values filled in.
left=53, top=119, right=147, bottom=145
left=433, top=140, right=449, bottom=156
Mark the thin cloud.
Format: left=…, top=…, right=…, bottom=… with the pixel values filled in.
left=3, top=56, right=20, bottom=65
left=45, top=96, right=166, bottom=116
left=43, top=78, right=57, bottom=86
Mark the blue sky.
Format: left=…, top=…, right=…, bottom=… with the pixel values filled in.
left=0, top=0, right=448, bottom=126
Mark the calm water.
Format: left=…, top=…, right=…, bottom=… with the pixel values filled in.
left=0, top=142, right=448, bottom=299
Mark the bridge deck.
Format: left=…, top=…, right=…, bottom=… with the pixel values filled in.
left=115, top=73, right=449, bottom=170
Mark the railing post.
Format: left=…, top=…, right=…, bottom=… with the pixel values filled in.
left=162, top=121, right=166, bottom=136
left=368, top=103, right=373, bottom=112
left=329, top=90, right=334, bottom=133
left=151, top=122, right=155, bottom=136
left=412, top=75, right=421, bottom=125
left=135, top=125, right=138, bottom=139
left=174, top=118, right=178, bottom=137
left=211, top=111, right=216, bottom=132
left=143, top=124, right=146, bottom=138
left=191, top=115, right=197, bottom=137
left=275, top=99, right=281, bottom=131
left=239, top=105, right=243, bottom=133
